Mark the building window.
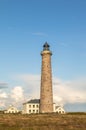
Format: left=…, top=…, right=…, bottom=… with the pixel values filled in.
left=29, top=110, right=31, bottom=113
left=33, top=105, right=35, bottom=108
left=36, top=110, right=39, bottom=113
left=36, top=105, right=39, bottom=108
left=33, top=110, right=35, bottom=113
left=29, top=105, right=31, bottom=108
left=59, top=111, right=61, bottom=114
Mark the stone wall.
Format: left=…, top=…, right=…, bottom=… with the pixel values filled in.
left=40, top=50, right=53, bottom=113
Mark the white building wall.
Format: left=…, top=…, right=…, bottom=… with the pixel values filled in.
left=22, top=102, right=65, bottom=114
left=22, top=103, right=39, bottom=114
left=4, top=106, right=19, bottom=114
left=55, top=107, right=65, bottom=114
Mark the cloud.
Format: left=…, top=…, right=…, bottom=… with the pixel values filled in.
left=18, top=74, right=86, bottom=106
left=0, top=90, right=8, bottom=108
left=11, top=86, right=24, bottom=102
left=0, top=91, right=7, bottom=99
left=0, top=82, right=8, bottom=89
left=0, top=74, right=86, bottom=110
left=0, top=86, right=24, bottom=108
left=53, top=77, right=86, bottom=105
left=18, top=74, right=40, bottom=100
left=32, top=32, right=48, bottom=37
left=0, top=101, right=6, bottom=108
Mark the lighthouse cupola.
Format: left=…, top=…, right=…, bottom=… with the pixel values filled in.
left=43, top=42, right=50, bottom=51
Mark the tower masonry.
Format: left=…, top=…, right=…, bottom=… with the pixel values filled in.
left=40, top=42, right=53, bottom=113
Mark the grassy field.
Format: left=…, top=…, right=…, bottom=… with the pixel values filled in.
left=0, top=113, right=86, bottom=130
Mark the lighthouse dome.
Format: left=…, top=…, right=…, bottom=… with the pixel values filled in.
left=43, top=42, right=50, bottom=51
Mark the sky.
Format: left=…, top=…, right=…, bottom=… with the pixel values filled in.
left=0, top=0, right=86, bottom=112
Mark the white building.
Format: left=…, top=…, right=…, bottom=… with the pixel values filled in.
left=22, top=99, right=65, bottom=114
left=4, top=105, right=19, bottom=114
left=22, top=99, right=40, bottom=114
left=53, top=103, right=65, bottom=114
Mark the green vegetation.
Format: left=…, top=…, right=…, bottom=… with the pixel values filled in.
left=0, top=113, right=86, bottom=130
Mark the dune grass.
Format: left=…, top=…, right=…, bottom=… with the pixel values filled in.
left=0, top=113, right=86, bottom=130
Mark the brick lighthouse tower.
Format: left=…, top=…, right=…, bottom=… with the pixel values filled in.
left=40, top=42, right=53, bottom=113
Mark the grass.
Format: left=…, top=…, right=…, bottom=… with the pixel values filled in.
left=0, top=113, right=86, bottom=130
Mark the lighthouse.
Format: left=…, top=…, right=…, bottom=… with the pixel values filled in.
left=40, top=42, right=53, bottom=113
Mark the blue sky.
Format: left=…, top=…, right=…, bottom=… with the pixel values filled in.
left=0, top=0, right=86, bottom=111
